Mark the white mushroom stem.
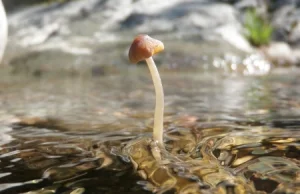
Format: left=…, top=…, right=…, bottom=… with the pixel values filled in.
left=145, top=57, right=164, bottom=148
left=0, top=0, right=7, bottom=63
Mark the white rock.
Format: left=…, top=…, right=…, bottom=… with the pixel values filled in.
left=0, top=0, right=7, bottom=63
left=215, top=24, right=253, bottom=53
left=262, top=42, right=297, bottom=66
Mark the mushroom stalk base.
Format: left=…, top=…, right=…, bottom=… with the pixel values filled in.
left=145, top=57, right=164, bottom=148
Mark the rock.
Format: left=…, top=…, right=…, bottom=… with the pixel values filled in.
left=292, top=49, right=300, bottom=66
left=0, top=0, right=7, bottom=64
left=268, top=0, right=300, bottom=12
left=2, top=0, right=48, bottom=12
left=235, top=0, right=267, bottom=12
left=261, top=41, right=298, bottom=66
left=215, top=24, right=253, bottom=53
left=3, top=0, right=253, bottom=73
left=271, top=2, right=300, bottom=45
left=233, top=0, right=300, bottom=67
left=268, top=1, right=300, bottom=66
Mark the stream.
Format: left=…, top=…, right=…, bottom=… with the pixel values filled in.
left=0, top=66, right=299, bottom=193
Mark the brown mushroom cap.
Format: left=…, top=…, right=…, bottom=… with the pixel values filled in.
left=128, top=34, right=164, bottom=64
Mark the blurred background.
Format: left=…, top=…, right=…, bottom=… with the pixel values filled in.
left=1, top=0, right=300, bottom=75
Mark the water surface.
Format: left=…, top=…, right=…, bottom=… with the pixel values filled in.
left=0, top=67, right=299, bottom=193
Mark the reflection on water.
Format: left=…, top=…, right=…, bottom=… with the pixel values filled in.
left=0, top=68, right=299, bottom=193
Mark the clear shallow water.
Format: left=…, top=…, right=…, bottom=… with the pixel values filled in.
left=0, top=68, right=299, bottom=193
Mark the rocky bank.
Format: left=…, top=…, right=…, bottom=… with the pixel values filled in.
left=2, top=0, right=300, bottom=75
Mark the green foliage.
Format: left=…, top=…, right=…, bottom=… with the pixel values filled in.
left=244, top=9, right=273, bottom=47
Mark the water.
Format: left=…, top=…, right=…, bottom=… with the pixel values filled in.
left=0, top=66, right=299, bottom=193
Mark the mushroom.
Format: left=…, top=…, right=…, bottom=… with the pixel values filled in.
left=128, top=34, right=165, bottom=149
left=0, top=0, right=7, bottom=63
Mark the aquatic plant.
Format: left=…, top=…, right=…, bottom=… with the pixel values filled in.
left=0, top=0, right=7, bottom=63
left=128, top=34, right=165, bottom=149
left=244, top=8, right=273, bottom=47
